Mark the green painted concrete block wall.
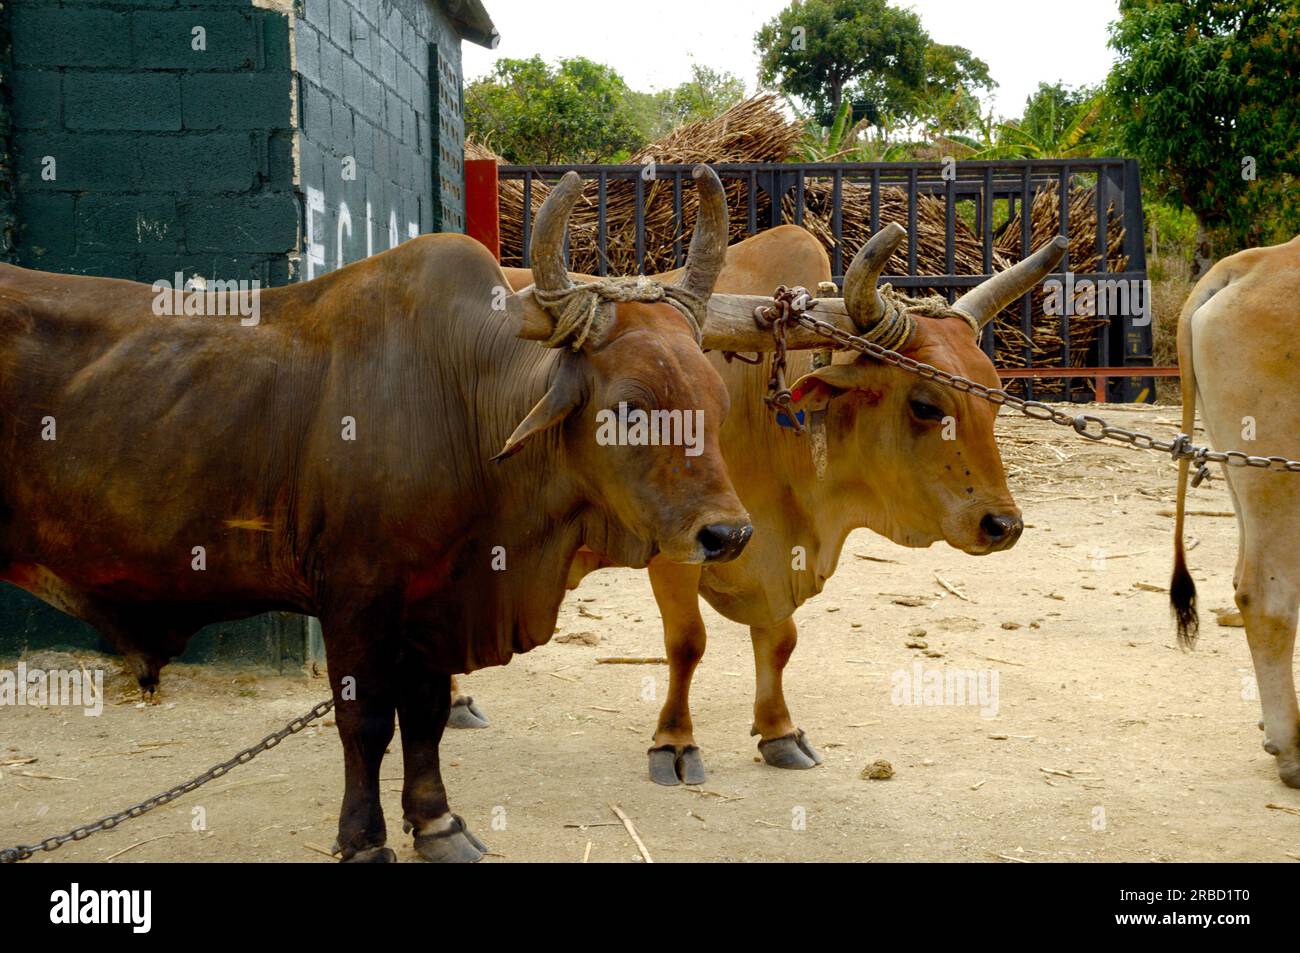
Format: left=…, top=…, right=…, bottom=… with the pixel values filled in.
left=0, top=0, right=468, bottom=669
left=1, top=0, right=303, bottom=667
left=295, top=0, right=463, bottom=279
left=9, top=0, right=298, bottom=286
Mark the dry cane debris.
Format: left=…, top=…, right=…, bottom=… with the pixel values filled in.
left=609, top=802, right=654, bottom=864
left=1265, top=803, right=1300, bottom=817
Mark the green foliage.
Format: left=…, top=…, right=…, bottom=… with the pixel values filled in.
left=1106, top=0, right=1300, bottom=249
left=914, top=44, right=996, bottom=136
left=1147, top=202, right=1199, bottom=252
left=464, top=56, right=643, bottom=164
left=974, top=86, right=1106, bottom=159
left=755, top=0, right=928, bottom=127
left=799, top=99, right=856, bottom=160
left=826, top=98, right=853, bottom=151
left=797, top=108, right=939, bottom=162
left=666, top=65, right=747, bottom=127
left=1019, top=82, right=1102, bottom=148
left=1145, top=202, right=1200, bottom=281
left=625, top=65, right=747, bottom=144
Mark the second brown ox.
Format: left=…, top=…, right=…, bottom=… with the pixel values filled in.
left=456, top=219, right=1067, bottom=784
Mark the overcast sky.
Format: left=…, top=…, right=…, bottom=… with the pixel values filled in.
left=464, top=0, right=1121, bottom=121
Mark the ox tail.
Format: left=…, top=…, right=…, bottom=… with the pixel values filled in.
left=1170, top=302, right=1200, bottom=649
left=1171, top=459, right=1198, bottom=648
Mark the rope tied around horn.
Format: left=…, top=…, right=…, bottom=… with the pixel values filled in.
left=869, top=284, right=981, bottom=348
left=531, top=277, right=707, bottom=351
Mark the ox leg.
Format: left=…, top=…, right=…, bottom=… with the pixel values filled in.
left=647, top=559, right=708, bottom=786
left=447, top=674, right=489, bottom=729
left=398, top=658, right=487, bottom=863
left=1236, top=564, right=1300, bottom=788
left=1220, top=481, right=1247, bottom=627
left=321, top=610, right=397, bottom=863
left=751, top=618, right=823, bottom=770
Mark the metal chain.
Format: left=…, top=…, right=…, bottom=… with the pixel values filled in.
left=0, top=696, right=335, bottom=863
left=753, top=285, right=818, bottom=434
left=777, top=300, right=1300, bottom=480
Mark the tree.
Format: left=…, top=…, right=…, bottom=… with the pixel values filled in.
left=968, top=82, right=1106, bottom=159
left=1019, top=82, right=1096, bottom=147
left=664, top=65, right=747, bottom=127
left=755, top=0, right=928, bottom=127
left=1106, top=0, right=1300, bottom=267
left=909, top=44, right=996, bottom=137
left=848, top=43, right=994, bottom=136
left=464, top=56, right=643, bottom=164
left=625, top=65, right=746, bottom=143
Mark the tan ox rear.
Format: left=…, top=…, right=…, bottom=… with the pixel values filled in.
left=1171, top=234, right=1300, bottom=788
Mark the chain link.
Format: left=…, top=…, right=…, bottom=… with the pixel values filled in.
left=0, top=697, right=335, bottom=863
left=752, top=285, right=816, bottom=434
left=784, top=306, right=1300, bottom=477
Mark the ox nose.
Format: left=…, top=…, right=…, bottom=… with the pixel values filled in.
left=979, top=513, right=1023, bottom=550
left=697, top=520, right=753, bottom=562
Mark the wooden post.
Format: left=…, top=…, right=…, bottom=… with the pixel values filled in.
left=465, top=159, right=500, bottom=260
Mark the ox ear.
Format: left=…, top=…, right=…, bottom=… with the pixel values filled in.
left=491, top=368, right=583, bottom=462
left=787, top=362, right=874, bottom=413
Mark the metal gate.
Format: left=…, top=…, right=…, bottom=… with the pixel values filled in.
left=493, top=159, right=1151, bottom=402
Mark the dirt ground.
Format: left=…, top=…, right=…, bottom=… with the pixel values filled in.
left=4, top=402, right=1299, bottom=864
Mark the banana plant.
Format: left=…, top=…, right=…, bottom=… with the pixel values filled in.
left=970, top=94, right=1106, bottom=160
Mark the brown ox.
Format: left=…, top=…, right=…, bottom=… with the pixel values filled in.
left=1171, top=234, right=1300, bottom=788
left=457, top=222, right=1066, bottom=783
left=0, top=167, right=752, bottom=860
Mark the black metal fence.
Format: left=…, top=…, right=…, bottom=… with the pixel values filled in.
left=497, top=159, right=1152, bottom=402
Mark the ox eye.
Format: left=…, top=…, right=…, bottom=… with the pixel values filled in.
left=611, top=391, right=655, bottom=414
left=615, top=397, right=649, bottom=414
left=909, top=399, right=945, bottom=422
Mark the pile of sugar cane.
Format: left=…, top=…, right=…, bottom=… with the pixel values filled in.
left=468, top=96, right=1127, bottom=385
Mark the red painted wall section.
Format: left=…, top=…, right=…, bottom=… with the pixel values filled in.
left=464, top=159, right=500, bottom=260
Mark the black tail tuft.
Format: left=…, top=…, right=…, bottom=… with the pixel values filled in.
left=1170, top=553, right=1199, bottom=650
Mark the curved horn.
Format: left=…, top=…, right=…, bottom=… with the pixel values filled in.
left=678, top=165, right=729, bottom=300
left=843, top=222, right=906, bottom=331
left=529, top=170, right=583, bottom=293
left=953, top=235, right=1068, bottom=329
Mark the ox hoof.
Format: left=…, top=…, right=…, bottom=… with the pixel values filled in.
left=414, top=815, right=487, bottom=863
left=447, top=696, right=490, bottom=729
left=1277, top=757, right=1300, bottom=789
left=648, top=744, right=706, bottom=786
left=757, top=730, right=824, bottom=770
left=340, top=845, right=396, bottom=863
